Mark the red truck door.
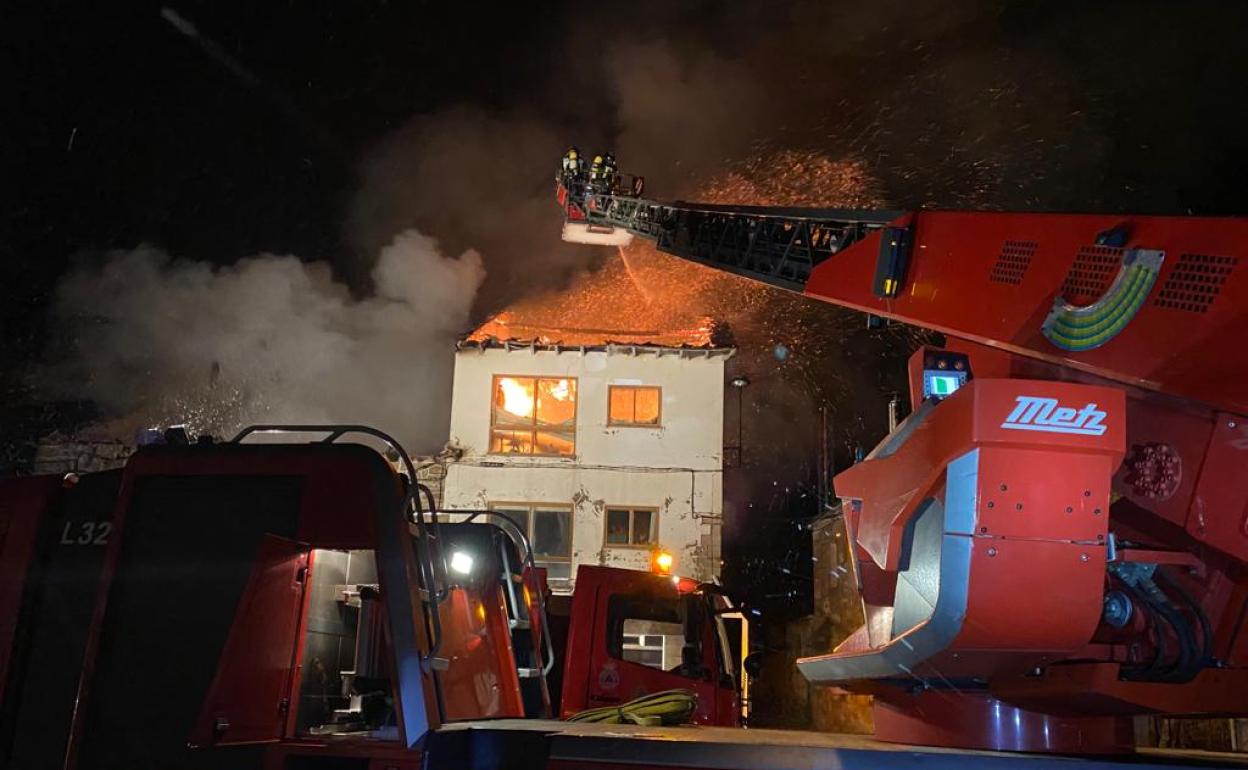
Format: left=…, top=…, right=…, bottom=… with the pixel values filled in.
left=563, top=566, right=737, bottom=726
left=189, top=534, right=310, bottom=747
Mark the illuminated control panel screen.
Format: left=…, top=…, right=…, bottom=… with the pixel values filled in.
left=923, top=370, right=968, bottom=400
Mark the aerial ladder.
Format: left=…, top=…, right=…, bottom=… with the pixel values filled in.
left=557, top=170, right=1248, bottom=753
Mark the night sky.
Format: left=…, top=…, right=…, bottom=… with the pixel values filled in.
left=6, top=0, right=1248, bottom=463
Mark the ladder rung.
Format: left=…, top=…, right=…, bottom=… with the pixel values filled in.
left=509, top=619, right=530, bottom=631
left=517, top=668, right=541, bottom=678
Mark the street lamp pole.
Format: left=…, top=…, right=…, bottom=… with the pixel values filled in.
left=730, top=375, right=750, bottom=467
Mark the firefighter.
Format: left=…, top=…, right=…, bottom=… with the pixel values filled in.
left=588, top=153, right=604, bottom=192
left=561, top=146, right=581, bottom=181
left=602, top=151, right=617, bottom=193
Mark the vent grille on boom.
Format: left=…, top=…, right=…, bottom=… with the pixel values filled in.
left=1060, top=245, right=1122, bottom=301
left=1153, top=253, right=1238, bottom=313
left=989, top=240, right=1037, bottom=285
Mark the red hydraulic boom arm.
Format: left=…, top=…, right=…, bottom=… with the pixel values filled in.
left=557, top=174, right=1248, bottom=753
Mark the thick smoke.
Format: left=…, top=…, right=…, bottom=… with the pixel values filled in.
left=346, top=38, right=771, bottom=317
left=347, top=107, right=593, bottom=310
left=43, top=230, right=483, bottom=451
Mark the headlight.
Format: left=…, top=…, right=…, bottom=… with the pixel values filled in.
left=450, top=550, right=474, bottom=576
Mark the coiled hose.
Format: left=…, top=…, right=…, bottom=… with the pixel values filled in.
left=566, top=689, right=698, bottom=726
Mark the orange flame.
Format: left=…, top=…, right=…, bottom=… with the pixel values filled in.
left=549, top=378, right=571, bottom=401
left=498, top=377, right=533, bottom=418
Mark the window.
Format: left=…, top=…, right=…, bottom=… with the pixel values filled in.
left=607, top=593, right=705, bottom=679
left=491, top=503, right=573, bottom=580
left=608, top=385, right=661, bottom=426
left=490, top=376, right=577, bottom=456
left=605, top=507, right=656, bottom=547
left=621, top=628, right=676, bottom=669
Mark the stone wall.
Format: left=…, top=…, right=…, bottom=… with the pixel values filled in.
left=32, top=437, right=132, bottom=475
left=748, top=510, right=872, bottom=732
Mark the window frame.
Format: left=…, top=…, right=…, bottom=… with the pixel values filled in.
left=603, top=506, right=659, bottom=549
left=488, top=501, right=574, bottom=566
left=606, top=384, right=663, bottom=427
left=488, top=375, right=578, bottom=456
left=621, top=629, right=671, bottom=670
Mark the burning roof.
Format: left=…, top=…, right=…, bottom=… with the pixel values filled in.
left=464, top=310, right=721, bottom=350
left=461, top=245, right=732, bottom=351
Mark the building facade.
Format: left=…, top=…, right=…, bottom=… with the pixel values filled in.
left=440, top=337, right=733, bottom=593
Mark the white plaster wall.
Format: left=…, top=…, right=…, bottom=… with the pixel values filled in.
left=441, top=347, right=728, bottom=590
left=446, top=347, right=726, bottom=470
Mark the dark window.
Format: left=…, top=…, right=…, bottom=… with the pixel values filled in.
left=605, top=507, right=656, bottom=547
left=492, top=504, right=573, bottom=580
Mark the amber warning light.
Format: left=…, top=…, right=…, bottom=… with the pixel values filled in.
left=651, top=550, right=675, bottom=575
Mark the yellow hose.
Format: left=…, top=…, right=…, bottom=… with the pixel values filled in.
left=566, top=689, right=698, bottom=727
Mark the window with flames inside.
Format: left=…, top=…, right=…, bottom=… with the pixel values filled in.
left=490, top=375, right=577, bottom=455
left=608, top=385, right=661, bottom=426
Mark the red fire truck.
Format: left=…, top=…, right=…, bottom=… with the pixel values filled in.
left=0, top=426, right=744, bottom=770
left=555, top=174, right=1248, bottom=755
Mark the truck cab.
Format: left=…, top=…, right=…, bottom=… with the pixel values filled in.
left=559, top=565, right=740, bottom=726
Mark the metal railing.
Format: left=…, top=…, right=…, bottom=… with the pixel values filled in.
left=230, top=425, right=448, bottom=661
left=442, top=508, right=558, bottom=679
left=564, top=185, right=901, bottom=290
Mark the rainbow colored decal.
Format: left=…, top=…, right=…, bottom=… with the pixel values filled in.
left=1042, top=249, right=1164, bottom=352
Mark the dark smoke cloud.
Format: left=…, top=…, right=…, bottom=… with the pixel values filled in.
left=604, top=40, right=765, bottom=193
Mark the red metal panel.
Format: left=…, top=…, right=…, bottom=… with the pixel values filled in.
left=0, top=475, right=62, bottom=707
left=559, top=569, right=596, bottom=718
left=835, top=386, right=974, bottom=570
left=437, top=586, right=526, bottom=721
left=110, top=445, right=402, bottom=548
left=836, top=378, right=1124, bottom=571
left=956, top=537, right=1105, bottom=651
left=974, top=448, right=1112, bottom=543
left=188, top=534, right=309, bottom=747
left=993, top=661, right=1248, bottom=716
left=804, top=211, right=1248, bottom=415
left=1185, top=413, right=1248, bottom=560
left=872, top=690, right=1132, bottom=753
left=1113, top=396, right=1217, bottom=529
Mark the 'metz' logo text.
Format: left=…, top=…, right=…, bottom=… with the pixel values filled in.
left=1001, top=396, right=1108, bottom=436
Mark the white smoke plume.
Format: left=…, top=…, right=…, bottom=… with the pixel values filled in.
left=44, top=230, right=484, bottom=452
